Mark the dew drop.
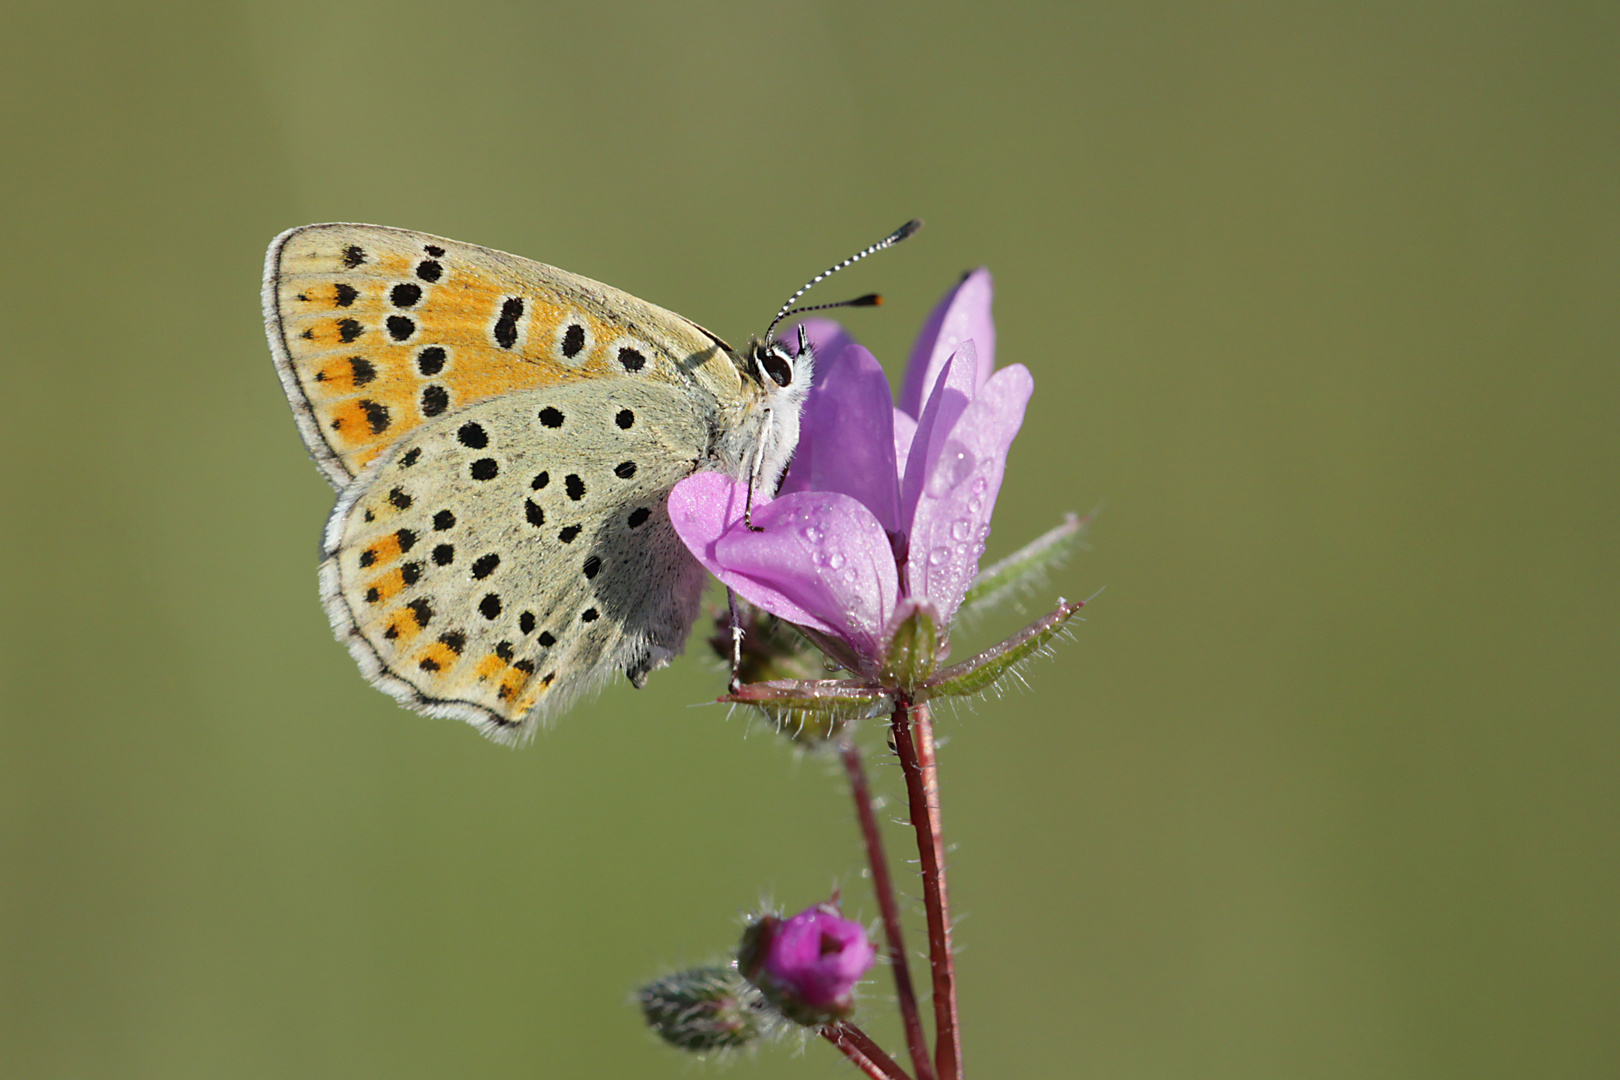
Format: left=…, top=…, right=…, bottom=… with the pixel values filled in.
left=950, top=519, right=973, bottom=542
left=928, top=547, right=950, bottom=567
left=826, top=551, right=845, bottom=570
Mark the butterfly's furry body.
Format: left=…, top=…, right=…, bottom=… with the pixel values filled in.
left=264, top=223, right=810, bottom=742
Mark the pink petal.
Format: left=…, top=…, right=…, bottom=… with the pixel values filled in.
left=899, top=268, right=996, bottom=418
left=778, top=340, right=900, bottom=532
left=892, top=409, right=917, bottom=470
left=778, top=318, right=857, bottom=498
left=899, top=343, right=978, bottom=534
left=904, top=363, right=1033, bottom=625
left=668, top=472, right=898, bottom=662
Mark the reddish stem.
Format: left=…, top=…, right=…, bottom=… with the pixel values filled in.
left=822, top=1022, right=914, bottom=1080
left=841, top=741, right=936, bottom=1080
left=891, top=695, right=961, bottom=1080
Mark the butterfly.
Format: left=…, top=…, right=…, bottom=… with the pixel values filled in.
left=262, top=222, right=916, bottom=742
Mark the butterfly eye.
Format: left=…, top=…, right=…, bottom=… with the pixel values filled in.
left=759, top=346, right=794, bottom=388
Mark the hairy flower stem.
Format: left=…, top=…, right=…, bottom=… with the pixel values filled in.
left=890, top=694, right=962, bottom=1080
left=841, top=741, right=935, bottom=1080
left=822, top=1021, right=914, bottom=1080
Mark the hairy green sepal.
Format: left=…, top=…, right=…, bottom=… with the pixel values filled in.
left=723, top=679, right=894, bottom=743
left=924, top=598, right=1086, bottom=698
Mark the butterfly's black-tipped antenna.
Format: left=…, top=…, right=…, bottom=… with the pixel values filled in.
left=764, top=219, right=922, bottom=343
left=775, top=292, right=884, bottom=326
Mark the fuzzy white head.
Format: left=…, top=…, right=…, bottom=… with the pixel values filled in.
left=745, top=330, right=815, bottom=495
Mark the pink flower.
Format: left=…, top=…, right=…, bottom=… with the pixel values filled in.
left=668, top=270, right=1033, bottom=676
left=739, top=903, right=875, bottom=1024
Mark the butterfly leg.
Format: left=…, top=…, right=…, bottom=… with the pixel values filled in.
left=726, top=587, right=746, bottom=692
left=743, top=422, right=768, bottom=533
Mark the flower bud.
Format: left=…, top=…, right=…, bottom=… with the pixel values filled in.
left=737, top=903, right=876, bottom=1026
left=638, top=966, right=772, bottom=1052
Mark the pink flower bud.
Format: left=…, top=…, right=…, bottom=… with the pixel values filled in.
left=738, top=903, right=876, bottom=1026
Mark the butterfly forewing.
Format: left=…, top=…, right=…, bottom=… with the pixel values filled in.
left=264, top=223, right=720, bottom=487
left=322, top=382, right=711, bottom=741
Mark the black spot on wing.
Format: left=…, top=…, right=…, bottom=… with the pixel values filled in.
left=406, top=597, right=433, bottom=627
left=416, top=346, right=446, bottom=375
left=561, top=323, right=585, bottom=358
left=360, top=399, right=390, bottom=434
left=494, top=297, right=523, bottom=349
left=342, top=245, right=366, bottom=268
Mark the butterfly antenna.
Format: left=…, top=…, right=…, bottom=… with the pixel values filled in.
left=764, top=219, right=922, bottom=343
left=775, top=292, right=884, bottom=323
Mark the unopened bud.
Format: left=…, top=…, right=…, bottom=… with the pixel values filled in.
left=638, top=966, right=771, bottom=1052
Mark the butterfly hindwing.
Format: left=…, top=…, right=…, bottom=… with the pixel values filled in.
left=264, top=223, right=723, bottom=487
left=321, top=381, right=712, bottom=742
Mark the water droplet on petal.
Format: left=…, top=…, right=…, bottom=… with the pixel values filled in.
left=970, top=477, right=988, bottom=496
left=827, top=551, right=845, bottom=570
left=928, top=547, right=950, bottom=567
left=950, top=519, right=972, bottom=542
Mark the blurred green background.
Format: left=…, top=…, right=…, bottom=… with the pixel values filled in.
left=2, top=2, right=1615, bottom=1077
